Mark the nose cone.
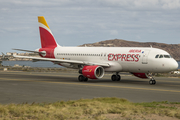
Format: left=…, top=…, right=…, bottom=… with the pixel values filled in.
left=171, top=60, right=178, bottom=70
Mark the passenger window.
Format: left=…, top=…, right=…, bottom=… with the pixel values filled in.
left=155, top=55, right=159, bottom=58
left=159, top=55, right=163, bottom=58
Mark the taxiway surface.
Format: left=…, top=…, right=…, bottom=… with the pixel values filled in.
left=0, top=71, right=180, bottom=104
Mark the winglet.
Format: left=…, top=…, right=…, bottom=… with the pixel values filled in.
left=38, top=16, right=58, bottom=48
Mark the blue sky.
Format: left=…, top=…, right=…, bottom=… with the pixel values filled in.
left=0, top=0, right=180, bottom=53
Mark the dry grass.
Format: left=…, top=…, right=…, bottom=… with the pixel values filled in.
left=0, top=98, right=180, bottom=120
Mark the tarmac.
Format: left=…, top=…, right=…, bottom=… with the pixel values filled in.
left=0, top=71, right=180, bottom=104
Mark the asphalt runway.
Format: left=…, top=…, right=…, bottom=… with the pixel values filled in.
left=0, top=71, right=180, bottom=104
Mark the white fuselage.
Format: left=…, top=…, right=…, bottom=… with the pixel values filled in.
left=53, top=46, right=178, bottom=73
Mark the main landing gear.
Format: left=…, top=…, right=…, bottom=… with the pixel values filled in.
left=78, top=75, right=88, bottom=82
left=111, top=72, right=121, bottom=81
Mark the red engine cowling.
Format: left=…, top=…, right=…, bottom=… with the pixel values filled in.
left=132, top=73, right=150, bottom=79
left=81, top=65, right=104, bottom=79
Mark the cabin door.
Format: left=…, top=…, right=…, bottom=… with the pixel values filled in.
left=142, top=50, right=150, bottom=64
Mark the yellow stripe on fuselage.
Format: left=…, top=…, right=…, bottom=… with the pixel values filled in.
left=38, top=16, right=50, bottom=29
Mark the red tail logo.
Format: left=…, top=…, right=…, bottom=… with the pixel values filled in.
left=38, top=16, right=57, bottom=48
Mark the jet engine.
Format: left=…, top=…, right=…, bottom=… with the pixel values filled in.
left=80, top=65, right=104, bottom=79
left=131, top=73, right=150, bottom=79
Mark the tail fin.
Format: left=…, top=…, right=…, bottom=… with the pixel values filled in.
left=38, top=16, right=58, bottom=48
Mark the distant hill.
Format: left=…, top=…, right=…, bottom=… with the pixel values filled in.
left=79, top=39, right=180, bottom=61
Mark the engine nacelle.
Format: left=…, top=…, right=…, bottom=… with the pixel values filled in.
left=80, top=65, right=104, bottom=79
left=131, top=73, right=150, bottom=79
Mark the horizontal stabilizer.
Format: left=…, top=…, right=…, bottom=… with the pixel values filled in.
left=12, top=48, right=45, bottom=55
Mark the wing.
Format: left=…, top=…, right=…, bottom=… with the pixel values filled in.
left=13, top=55, right=110, bottom=67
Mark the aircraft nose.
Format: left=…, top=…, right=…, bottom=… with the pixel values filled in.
left=171, top=60, right=178, bottom=70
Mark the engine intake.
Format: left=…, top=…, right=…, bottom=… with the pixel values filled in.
left=80, top=65, right=104, bottom=79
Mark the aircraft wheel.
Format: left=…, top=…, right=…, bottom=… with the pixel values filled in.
left=117, top=75, right=121, bottom=81
left=84, top=77, right=88, bottom=82
left=78, top=75, right=84, bottom=82
left=111, top=75, right=121, bottom=81
left=153, top=80, right=156, bottom=85
left=78, top=75, right=88, bottom=82
left=111, top=75, right=117, bottom=81
left=149, top=80, right=153, bottom=85
left=149, top=79, right=156, bottom=85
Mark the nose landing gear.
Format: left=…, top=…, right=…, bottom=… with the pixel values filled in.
left=149, top=79, right=156, bottom=85
left=148, top=73, right=156, bottom=85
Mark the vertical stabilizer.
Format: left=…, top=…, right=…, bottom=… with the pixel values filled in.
left=38, top=16, right=58, bottom=48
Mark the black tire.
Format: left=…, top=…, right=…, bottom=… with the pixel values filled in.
left=84, top=77, right=88, bottom=82
left=78, top=75, right=84, bottom=82
left=111, top=75, right=117, bottom=81
left=78, top=75, right=88, bottom=82
left=117, top=75, right=121, bottom=81
left=149, top=80, right=156, bottom=85
left=149, top=80, right=153, bottom=85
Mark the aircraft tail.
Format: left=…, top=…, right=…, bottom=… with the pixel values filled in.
left=38, top=16, right=58, bottom=48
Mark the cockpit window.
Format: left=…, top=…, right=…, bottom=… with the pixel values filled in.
left=155, top=55, right=159, bottom=58
left=155, top=54, right=172, bottom=59
left=164, top=55, right=171, bottom=58
left=159, top=55, right=163, bottom=58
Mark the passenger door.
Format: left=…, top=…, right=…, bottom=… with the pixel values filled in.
left=142, top=50, right=150, bottom=64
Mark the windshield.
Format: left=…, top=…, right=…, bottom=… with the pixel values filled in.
left=155, top=54, right=172, bottom=58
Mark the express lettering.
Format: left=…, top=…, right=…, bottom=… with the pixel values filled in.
left=108, top=53, right=139, bottom=62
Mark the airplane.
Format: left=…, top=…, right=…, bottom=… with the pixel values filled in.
left=13, top=16, right=178, bottom=85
